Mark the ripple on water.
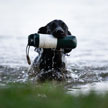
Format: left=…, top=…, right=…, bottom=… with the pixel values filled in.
left=0, top=65, right=28, bottom=84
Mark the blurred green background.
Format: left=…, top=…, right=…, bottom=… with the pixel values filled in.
left=0, top=83, right=108, bottom=108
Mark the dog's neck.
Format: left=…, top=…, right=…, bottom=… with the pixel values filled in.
left=39, top=48, right=65, bottom=71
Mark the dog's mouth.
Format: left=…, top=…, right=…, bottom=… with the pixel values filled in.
left=53, top=31, right=66, bottom=38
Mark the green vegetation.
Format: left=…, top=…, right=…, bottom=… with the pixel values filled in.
left=0, top=82, right=108, bottom=108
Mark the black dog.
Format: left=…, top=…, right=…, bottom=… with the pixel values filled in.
left=28, top=20, right=72, bottom=81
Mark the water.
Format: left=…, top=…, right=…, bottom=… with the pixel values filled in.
left=0, top=0, right=108, bottom=94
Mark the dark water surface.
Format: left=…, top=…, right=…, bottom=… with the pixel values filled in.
left=0, top=0, right=108, bottom=94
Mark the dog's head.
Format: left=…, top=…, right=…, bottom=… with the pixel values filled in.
left=38, top=20, right=71, bottom=38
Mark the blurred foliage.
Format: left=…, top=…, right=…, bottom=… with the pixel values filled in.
left=0, top=82, right=108, bottom=108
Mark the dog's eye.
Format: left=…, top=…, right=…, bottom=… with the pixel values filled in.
left=61, top=23, right=66, bottom=29
left=52, top=23, right=56, bottom=28
left=61, top=23, right=65, bottom=26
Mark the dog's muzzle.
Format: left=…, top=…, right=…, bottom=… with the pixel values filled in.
left=53, top=27, right=66, bottom=38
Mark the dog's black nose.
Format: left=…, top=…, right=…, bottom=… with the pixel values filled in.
left=56, top=30, right=64, bottom=35
left=53, top=27, right=65, bottom=38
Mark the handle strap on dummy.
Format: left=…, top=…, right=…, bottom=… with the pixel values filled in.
left=26, top=44, right=31, bottom=65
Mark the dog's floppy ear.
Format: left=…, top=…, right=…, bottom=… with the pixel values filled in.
left=38, top=26, right=47, bottom=34
left=68, top=31, right=72, bottom=35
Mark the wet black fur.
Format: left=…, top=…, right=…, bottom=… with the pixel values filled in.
left=29, top=20, right=72, bottom=81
